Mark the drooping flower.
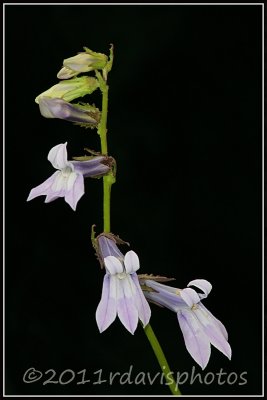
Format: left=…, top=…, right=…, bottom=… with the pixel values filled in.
left=57, top=48, right=107, bottom=79
left=35, top=76, right=99, bottom=104
left=38, top=97, right=100, bottom=125
left=95, top=234, right=151, bottom=334
left=141, top=278, right=231, bottom=369
left=27, top=143, right=110, bottom=211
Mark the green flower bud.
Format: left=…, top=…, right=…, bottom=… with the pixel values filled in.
left=57, top=48, right=108, bottom=80
left=35, top=76, right=99, bottom=104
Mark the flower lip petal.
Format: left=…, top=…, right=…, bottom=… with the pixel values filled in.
left=198, top=303, right=228, bottom=340
left=124, top=251, right=140, bottom=273
left=96, top=274, right=117, bottom=333
left=187, top=279, right=212, bottom=298
left=132, top=274, right=151, bottom=327
left=177, top=310, right=211, bottom=370
left=64, top=172, right=84, bottom=211
left=194, top=306, right=232, bottom=360
left=117, top=291, right=139, bottom=335
left=104, top=256, right=123, bottom=275
left=27, top=171, right=60, bottom=202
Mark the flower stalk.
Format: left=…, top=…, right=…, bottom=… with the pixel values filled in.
left=96, top=69, right=113, bottom=233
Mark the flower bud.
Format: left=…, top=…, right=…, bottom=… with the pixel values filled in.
left=57, top=48, right=108, bottom=79
left=35, top=77, right=99, bottom=104
left=38, top=97, right=99, bottom=125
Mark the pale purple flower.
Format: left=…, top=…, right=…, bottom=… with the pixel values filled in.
left=96, top=235, right=151, bottom=334
left=27, top=143, right=110, bottom=211
left=38, top=97, right=99, bottom=125
left=142, top=278, right=231, bottom=369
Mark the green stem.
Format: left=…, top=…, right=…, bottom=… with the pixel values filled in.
left=96, top=70, right=112, bottom=233
left=144, top=323, right=181, bottom=395
left=103, top=175, right=111, bottom=232
left=99, top=84, right=108, bottom=155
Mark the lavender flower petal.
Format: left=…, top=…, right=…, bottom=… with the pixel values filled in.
left=96, top=275, right=117, bottom=333
left=64, top=173, right=84, bottom=211
left=117, top=278, right=138, bottom=334
left=194, top=305, right=232, bottom=359
left=198, top=303, right=228, bottom=340
left=27, top=172, right=60, bottom=202
left=132, top=273, right=151, bottom=327
left=177, top=310, right=211, bottom=370
left=45, top=190, right=64, bottom=203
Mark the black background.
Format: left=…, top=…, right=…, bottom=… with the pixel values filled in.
left=5, top=4, right=262, bottom=396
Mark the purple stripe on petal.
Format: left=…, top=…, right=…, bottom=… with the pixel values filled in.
left=96, top=275, right=117, bottom=333
left=132, top=274, right=151, bottom=327
left=177, top=310, right=211, bottom=370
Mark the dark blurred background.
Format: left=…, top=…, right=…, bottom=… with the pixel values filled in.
left=5, top=4, right=262, bottom=396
